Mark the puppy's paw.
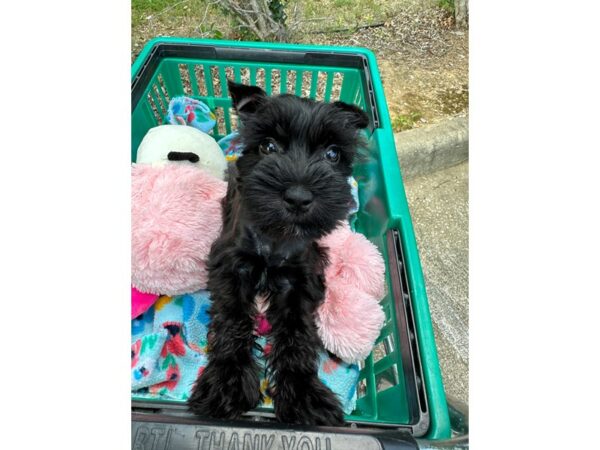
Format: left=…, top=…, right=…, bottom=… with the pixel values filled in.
left=188, top=362, right=261, bottom=419
left=273, top=377, right=345, bottom=426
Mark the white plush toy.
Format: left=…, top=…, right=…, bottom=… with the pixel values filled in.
left=136, top=124, right=227, bottom=180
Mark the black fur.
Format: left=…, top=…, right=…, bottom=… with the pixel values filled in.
left=188, top=80, right=369, bottom=426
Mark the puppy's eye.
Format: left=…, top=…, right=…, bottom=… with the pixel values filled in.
left=324, top=145, right=341, bottom=163
left=259, top=139, right=279, bottom=155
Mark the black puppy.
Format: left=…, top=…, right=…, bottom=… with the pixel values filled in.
left=188, top=80, right=369, bottom=426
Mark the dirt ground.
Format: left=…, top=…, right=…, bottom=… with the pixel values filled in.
left=132, top=0, right=468, bottom=131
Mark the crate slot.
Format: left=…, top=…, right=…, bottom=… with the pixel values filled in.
left=210, top=66, right=222, bottom=97
left=270, top=69, right=281, bottom=95
left=357, top=378, right=367, bottom=398
left=178, top=64, right=192, bottom=96
left=330, top=72, right=344, bottom=101
left=151, top=84, right=167, bottom=116
left=323, top=71, right=334, bottom=102
left=146, top=90, right=162, bottom=124
left=238, top=67, right=250, bottom=85
left=224, top=66, right=235, bottom=90
left=375, top=364, right=400, bottom=393
left=255, top=68, right=266, bottom=91
left=384, top=334, right=395, bottom=354
left=213, top=106, right=226, bottom=136
left=156, top=74, right=171, bottom=103
left=301, top=71, right=313, bottom=98
left=228, top=107, right=238, bottom=132
left=284, top=70, right=296, bottom=94
left=372, top=340, right=388, bottom=364
left=141, top=101, right=158, bottom=129
left=154, top=83, right=170, bottom=115
left=193, top=65, right=208, bottom=96
left=314, top=71, right=328, bottom=101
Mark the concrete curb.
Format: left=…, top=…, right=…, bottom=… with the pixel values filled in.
left=394, top=116, right=468, bottom=180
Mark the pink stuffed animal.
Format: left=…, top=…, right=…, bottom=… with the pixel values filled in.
left=131, top=163, right=227, bottom=297
left=317, top=223, right=386, bottom=363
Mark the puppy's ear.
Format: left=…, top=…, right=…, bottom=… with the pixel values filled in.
left=332, top=101, right=370, bottom=129
left=227, top=80, right=267, bottom=120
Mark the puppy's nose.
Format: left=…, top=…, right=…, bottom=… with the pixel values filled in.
left=284, top=185, right=313, bottom=211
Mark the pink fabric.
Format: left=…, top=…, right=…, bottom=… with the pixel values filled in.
left=317, top=223, right=386, bottom=363
left=131, top=286, right=159, bottom=319
left=131, top=164, right=227, bottom=296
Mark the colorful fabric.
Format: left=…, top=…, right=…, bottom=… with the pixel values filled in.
left=131, top=293, right=210, bottom=400
left=216, top=131, right=244, bottom=162
left=217, top=131, right=360, bottom=216
left=131, top=291, right=359, bottom=414
left=167, top=97, right=216, bottom=134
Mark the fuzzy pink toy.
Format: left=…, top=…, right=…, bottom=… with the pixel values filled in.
left=317, top=223, right=386, bottom=363
left=131, top=163, right=227, bottom=296
left=131, top=286, right=159, bottom=319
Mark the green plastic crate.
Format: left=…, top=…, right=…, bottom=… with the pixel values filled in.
left=131, top=37, right=450, bottom=440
